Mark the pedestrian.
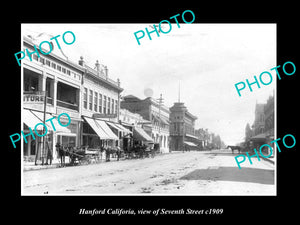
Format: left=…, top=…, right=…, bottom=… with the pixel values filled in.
left=106, top=146, right=111, bottom=162
left=116, top=146, right=121, bottom=161
left=45, top=144, right=53, bottom=165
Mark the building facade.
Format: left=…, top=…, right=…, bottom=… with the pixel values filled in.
left=22, top=33, right=125, bottom=163
left=248, top=93, right=275, bottom=156
left=22, top=34, right=83, bottom=162
left=120, top=95, right=170, bottom=153
left=169, top=102, right=198, bottom=151
left=79, top=57, right=124, bottom=150
left=253, top=103, right=265, bottom=136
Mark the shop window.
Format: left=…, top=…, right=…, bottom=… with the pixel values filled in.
left=61, top=135, right=76, bottom=147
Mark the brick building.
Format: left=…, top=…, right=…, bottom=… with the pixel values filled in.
left=120, top=95, right=170, bottom=153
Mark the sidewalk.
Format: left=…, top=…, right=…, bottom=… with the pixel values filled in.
left=23, top=161, right=60, bottom=171
left=261, top=156, right=275, bottom=164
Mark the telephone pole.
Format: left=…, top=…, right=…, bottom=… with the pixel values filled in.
left=157, top=94, right=164, bottom=153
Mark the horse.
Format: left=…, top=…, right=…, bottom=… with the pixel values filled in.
left=226, top=145, right=241, bottom=154
left=55, top=143, right=66, bottom=167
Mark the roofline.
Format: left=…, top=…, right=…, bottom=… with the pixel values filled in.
left=23, top=36, right=123, bottom=92
left=23, top=36, right=85, bottom=73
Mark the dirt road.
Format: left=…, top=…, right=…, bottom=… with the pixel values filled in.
left=23, top=149, right=275, bottom=195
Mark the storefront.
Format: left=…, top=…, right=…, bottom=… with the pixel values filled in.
left=133, top=126, right=154, bottom=146
left=82, top=116, right=119, bottom=149
left=22, top=108, right=80, bottom=163
left=250, top=133, right=273, bottom=157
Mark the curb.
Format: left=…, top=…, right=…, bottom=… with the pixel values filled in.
left=261, top=157, right=275, bottom=164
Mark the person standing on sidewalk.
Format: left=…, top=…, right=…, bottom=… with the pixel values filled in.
left=45, top=145, right=53, bottom=165
left=105, top=146, right=111, bottom=162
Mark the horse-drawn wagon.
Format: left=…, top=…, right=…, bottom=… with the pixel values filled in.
left=56, top=145, right=102, bottom=167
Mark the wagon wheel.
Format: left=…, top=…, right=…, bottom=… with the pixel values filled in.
left=82, top=155, right=92, bottom=164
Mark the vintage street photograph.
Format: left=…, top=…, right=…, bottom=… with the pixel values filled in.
left=21, top=23, right=276, bottom=195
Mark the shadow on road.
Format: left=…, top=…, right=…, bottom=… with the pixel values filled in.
left=180, top=166, right=274, bottom=185
left=202, top=150, right=254, bottom=157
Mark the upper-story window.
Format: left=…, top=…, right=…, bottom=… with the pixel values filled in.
left=94, top=92, right=98, bottom=112
left=103, top=96, right=107, bottom=114
left=112, top=99, right=114, bottom=114
left=33, top=54, right=39, bottom=61
left=107, top=97, right=111, bottom=114
left=83, top=88, right=87, bottom=109
left=51, top=62, right=56, bottom=69
left=40, top=57, right=45, bottom=65
left=99, top=94, right=102, bottom=113
left=89, top=90, right=93, bottom=110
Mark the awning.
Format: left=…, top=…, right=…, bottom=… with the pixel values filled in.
left=184, top=141, right=197, bottom=147
left=94, top=120, right=119, bottom=140
left=152, top=114, right=169, bottom=125
left=83, top=117, right=111, bottom=139
left=31, top=111, right=71, bottom=133
left=133, top=127, right=154, bottom=142
left=160, top=117, right=169, bottom=125
left=22, top=109, right=44, bottom=130
left=185, top=133, right=199, bottom=140
left=107, top=122, right=132, bottom=135
left=250, top=133, right=267, bottom=141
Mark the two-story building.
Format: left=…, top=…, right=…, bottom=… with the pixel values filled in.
left=119, top=108, right=153, bottom=151
left=79, top=57, right=126, bottom=150
left=22, top=33, right=126, bottom=164
left=22, top=34, right=84, bottom=163
left=120, top=95, right=170, bottom=153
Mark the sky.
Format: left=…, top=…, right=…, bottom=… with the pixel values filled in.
left=22, top=23, right=276, bottom=145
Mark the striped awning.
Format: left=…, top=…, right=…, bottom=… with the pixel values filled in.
left=31, top=111, right=71, bottom=133
left=83, top=117, right=118, bottom=140
left=107, top=122, right=132, bottom=134
left=133, top=127, right=153, bottom=142
left=22, top=109, right=44, bottom=130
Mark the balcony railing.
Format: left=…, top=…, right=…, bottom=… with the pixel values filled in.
left=56, top=99, right=79, bottom=111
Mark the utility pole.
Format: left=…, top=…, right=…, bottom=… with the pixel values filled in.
left=157, top=94, right=164, bottom=153
left=35, top=90, right=47, bottom=165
